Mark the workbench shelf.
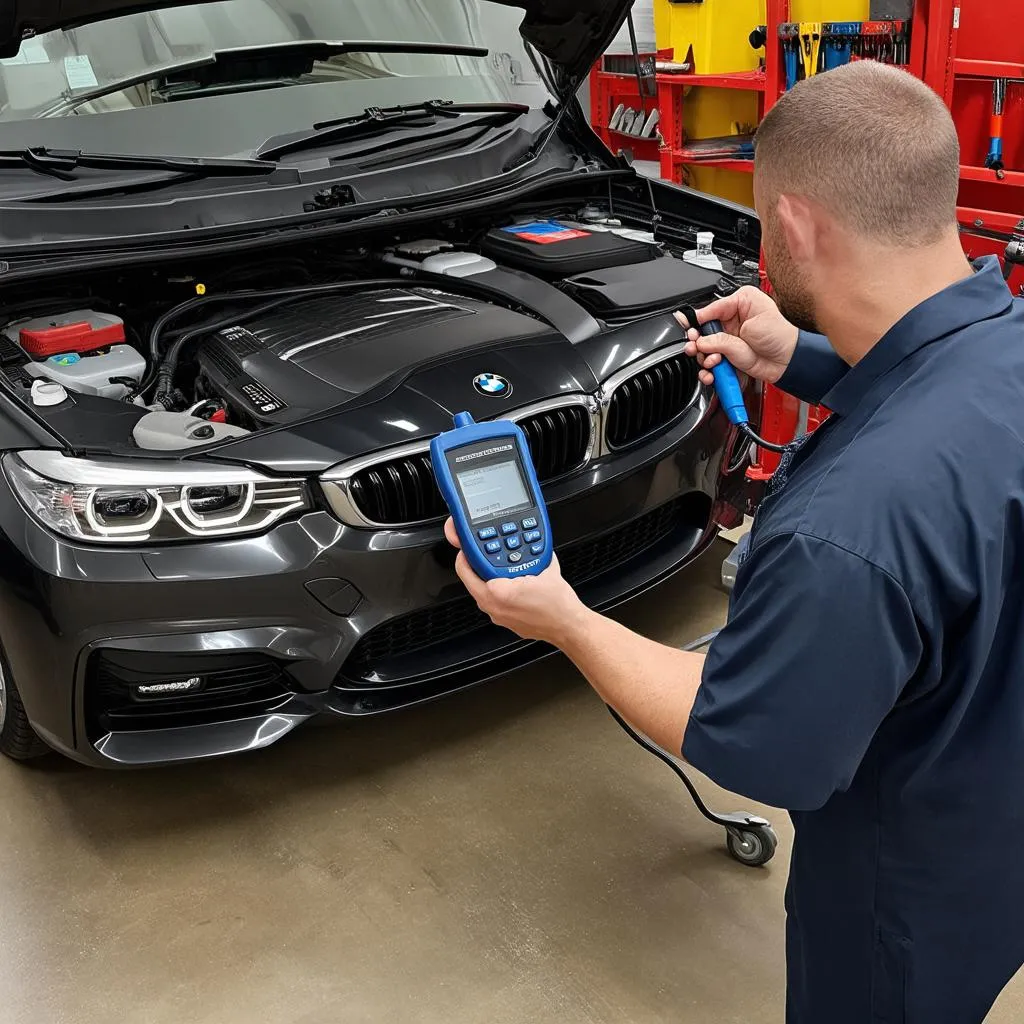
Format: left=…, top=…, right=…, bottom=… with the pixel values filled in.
left=953, top=58, right=1024, bottom=80
left=676, top=158, right=755, bottom=173
left=959, top=165, right=1024, bottom=187
left=655, top=70, right=768, bottom=92
left=588, top=47, right=670, bottom=163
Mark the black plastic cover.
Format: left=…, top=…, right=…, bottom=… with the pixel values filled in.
left=481, top=221, right=658, bottom=278
left=560, top=256, right=722, bottom=321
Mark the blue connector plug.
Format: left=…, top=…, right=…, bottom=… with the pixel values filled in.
left=681, top=304, right=789, bottom=455
left=680, top=306, right=749, bottom=426
left=703, top=318, right=750, bottom=426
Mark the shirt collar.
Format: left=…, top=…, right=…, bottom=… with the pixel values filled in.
left=821, top=256, right=1014, bottom=417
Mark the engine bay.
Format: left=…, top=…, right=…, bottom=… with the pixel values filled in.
left=0, top=192, right=760, bottom=455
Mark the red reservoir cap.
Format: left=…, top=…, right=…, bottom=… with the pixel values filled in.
left=18, top=310, right=125, bottom=358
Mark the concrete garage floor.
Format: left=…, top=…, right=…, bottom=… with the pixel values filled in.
left=1, top=539, right=1021, bottom=1023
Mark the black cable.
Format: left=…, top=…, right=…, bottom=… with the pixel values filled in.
left=739, top=423, right=790, bottom=454
left=149, top=296, right=305, bottom=408
left=138, top=278, right=399, bottom=401
left=605, top=707, right=725, bottom=826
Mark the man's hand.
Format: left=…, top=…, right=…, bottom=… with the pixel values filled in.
left=444, top=518, right=590, bottom=646
left=675, top=286, right=799, bottom=387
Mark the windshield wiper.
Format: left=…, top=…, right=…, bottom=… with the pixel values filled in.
left=39, top=40, right=490, bottom=118
left=258, top=100, right=529, bottom=161
left=0, top=147, right=277, bottom=181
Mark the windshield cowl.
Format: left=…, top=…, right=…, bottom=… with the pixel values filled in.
left=0, top=106, right=590, bottom=249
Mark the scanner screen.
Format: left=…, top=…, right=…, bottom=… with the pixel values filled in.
left=457, top=459, right=531, bottom=522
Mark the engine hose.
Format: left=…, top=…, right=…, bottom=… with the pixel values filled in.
left=150, top=296, right=303, bottom=408
left=146, top=278, right=400, bottom=368
left=137, top=277, right=400, bottom=403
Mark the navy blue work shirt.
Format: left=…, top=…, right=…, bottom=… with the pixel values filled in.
left=684, top=258, right=1024, bottom=1023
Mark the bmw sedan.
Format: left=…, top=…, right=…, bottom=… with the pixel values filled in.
left=0, top=0, right=762, bottom=766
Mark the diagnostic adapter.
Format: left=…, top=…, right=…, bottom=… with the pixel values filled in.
left=679, top=304, right=788, bottom=455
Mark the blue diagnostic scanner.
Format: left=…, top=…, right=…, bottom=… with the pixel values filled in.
left=431, top=412, right=553, bottom=581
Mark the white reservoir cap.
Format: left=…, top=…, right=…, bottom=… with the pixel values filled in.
left=30, top=379, right=68, bottom=407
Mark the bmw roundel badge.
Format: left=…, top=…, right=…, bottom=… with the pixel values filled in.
left=473, top=373, right=512, bottom=398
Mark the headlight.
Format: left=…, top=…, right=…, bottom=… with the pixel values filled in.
left=3, top=451, right=309, bottom=544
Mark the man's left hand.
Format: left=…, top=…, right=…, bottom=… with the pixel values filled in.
left=444, top=518, right=589, bottom=646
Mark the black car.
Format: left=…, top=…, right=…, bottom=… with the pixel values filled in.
left=0, top=0, right=762, bottom=767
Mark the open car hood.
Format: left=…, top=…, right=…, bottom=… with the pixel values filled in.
left=0, top=0, right=632, bottom=83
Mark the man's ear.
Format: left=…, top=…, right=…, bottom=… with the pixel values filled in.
left=775, top=193, right=819, bottom=264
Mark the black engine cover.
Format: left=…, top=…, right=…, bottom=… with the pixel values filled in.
left=196, top=286, right=553, bottom=427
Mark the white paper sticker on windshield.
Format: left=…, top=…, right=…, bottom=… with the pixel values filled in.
left=64, top=55, right=99, bottom=90
left=1, top=38, right=49, bottom=65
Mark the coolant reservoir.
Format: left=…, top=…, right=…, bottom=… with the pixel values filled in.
left=24, top=347, right=145, bottom=400
left=5, top=310, right=145, bottom=400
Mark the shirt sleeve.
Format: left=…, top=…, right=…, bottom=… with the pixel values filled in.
left=776, top=330, right=849, bottom=405
left=683, top=531, right=922, bottom=811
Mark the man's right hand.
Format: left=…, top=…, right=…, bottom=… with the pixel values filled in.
left=675, top=286, right=800, bottom=387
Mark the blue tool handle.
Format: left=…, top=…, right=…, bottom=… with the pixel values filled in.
left=986, top=138, right=1004, bottom=168
left=784, top=45, right=799, bottom=90
left=699, top=317, right=750, bottom=427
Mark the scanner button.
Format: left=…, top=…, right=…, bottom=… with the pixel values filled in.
left=478, top=527, right=497, bottom=540
left=523, top=530, right=541, bottom=543
left=521, top=517, right=538, bottom=529
left=500, top=522, right=518, bottom=535
left=530, top=543, right=545, bottom=556
left=505, top=535, right=521, bottom=550
left=485, top=540, right=502, bottom=554
left=508, top=551, right=523, bottom=564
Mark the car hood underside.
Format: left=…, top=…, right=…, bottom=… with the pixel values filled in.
left=0, top=0, right=632, bottom=83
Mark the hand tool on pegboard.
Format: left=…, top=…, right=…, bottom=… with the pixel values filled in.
left=822, top=23, right=860, bottom=71
left=779, top=23, right=801, bottom=91
left=799, top=23, right=823, bottom=81
left=985, top=79, right=1008, bottom=181
left=860, top=21, right=894, bottom=63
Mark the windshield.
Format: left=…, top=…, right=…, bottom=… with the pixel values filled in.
left=0, top=0, right=551, bottom=157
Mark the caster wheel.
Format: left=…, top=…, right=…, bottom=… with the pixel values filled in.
left=726, top=825, right=778, bottom=867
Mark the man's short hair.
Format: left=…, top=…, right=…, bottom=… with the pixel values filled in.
left=754, top=62, right=960, bottom=247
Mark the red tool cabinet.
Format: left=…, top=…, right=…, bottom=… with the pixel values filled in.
left=590, top=3, right=1021, bottom=474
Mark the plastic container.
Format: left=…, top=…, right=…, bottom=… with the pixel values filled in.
left=25, top=345, right=145, bottom=400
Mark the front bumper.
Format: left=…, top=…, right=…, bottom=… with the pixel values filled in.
left=0, top=399, right=751, bottom=767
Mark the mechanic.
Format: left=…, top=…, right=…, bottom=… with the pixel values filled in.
left=445, top=62, right=1024, bottom=1023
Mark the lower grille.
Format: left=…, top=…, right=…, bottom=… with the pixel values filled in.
left=347, top=402, right=592, bottom=526
left=86, top=652, right=293, bottom=736
left=343, top=496, right=688, bottom=681
left=606, top=353, right=699, bottom=449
